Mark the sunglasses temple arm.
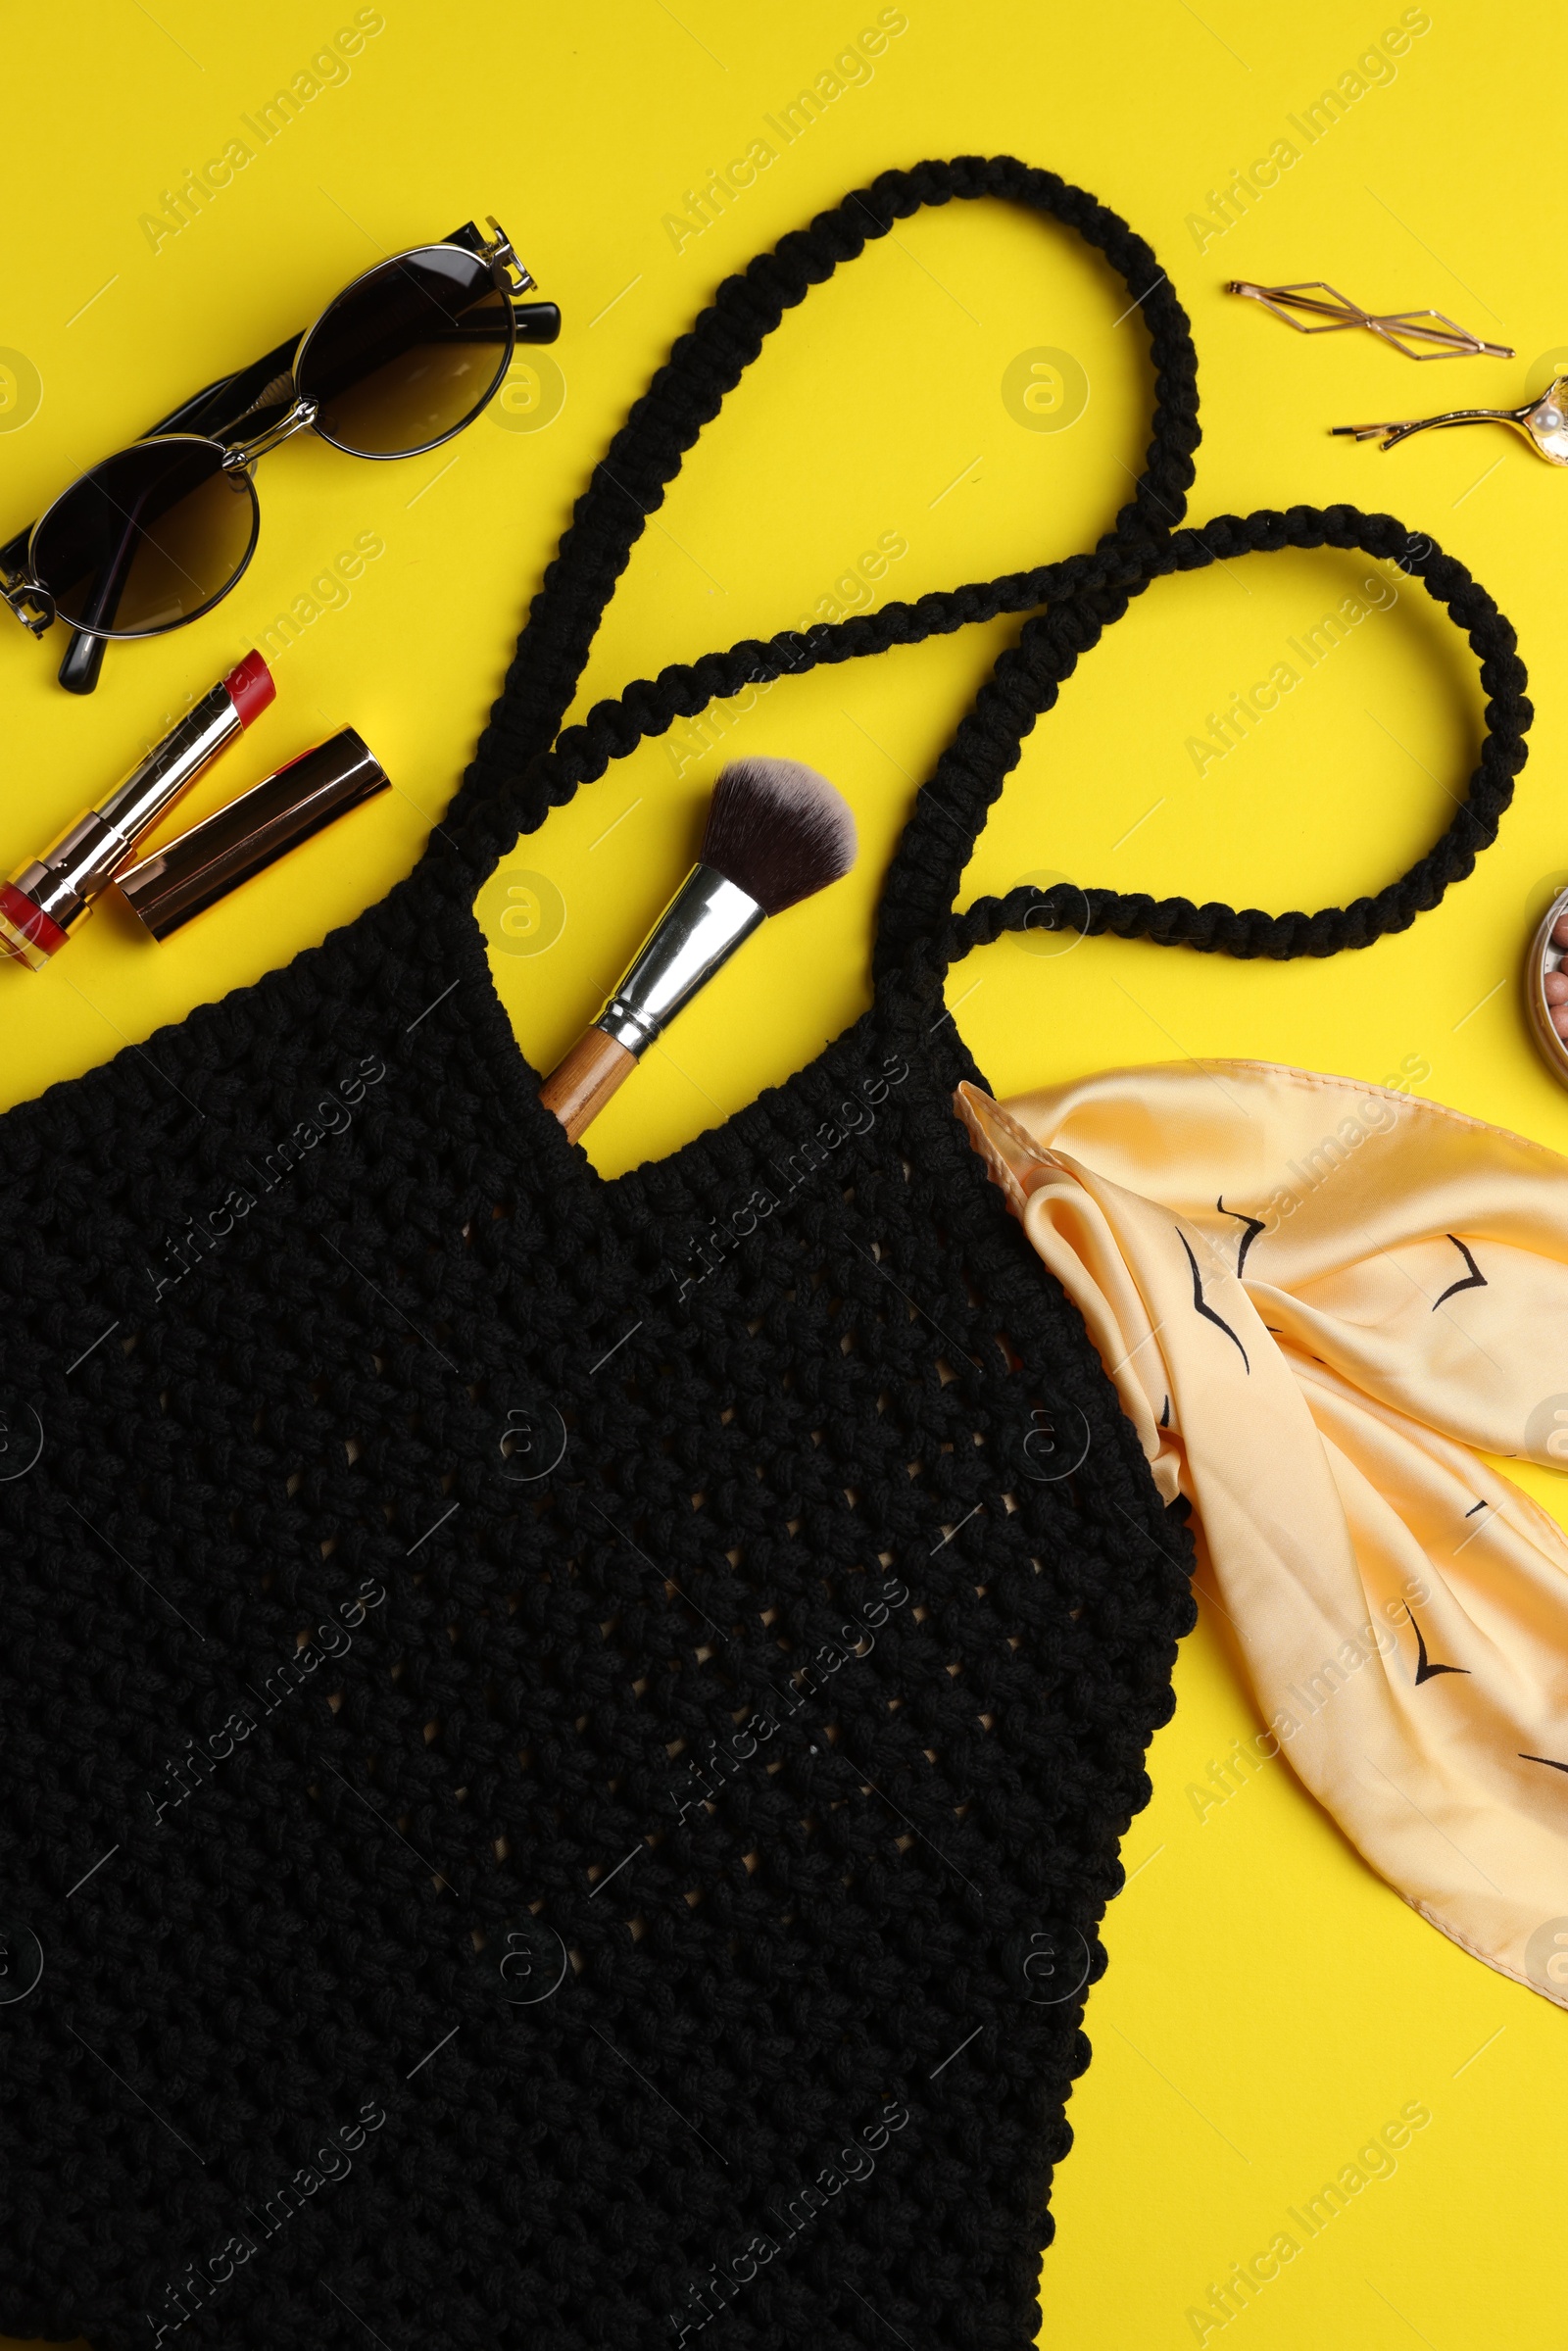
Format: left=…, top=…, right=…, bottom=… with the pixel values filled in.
left=55, top=393, right=223, bottom=691
left=58, top=530, right=143, bottom=694
left=58, top=463, right=193, bottom=694
left=57, top=632, right=108, bottom=697
left=47, top=337, right=306, bottom=696
left=422, top=305, right=562, bottom=350
left=513, top=300, right=561, bottom=345
left=55, top=374, right=228, bottom=691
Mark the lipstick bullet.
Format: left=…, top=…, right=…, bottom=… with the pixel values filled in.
left=0, top=650, right=274, bottom=969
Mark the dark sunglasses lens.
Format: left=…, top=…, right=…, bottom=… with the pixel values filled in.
left=31, top=439, right=257, bottom=638
left=298, top=247, right=512, bottom=458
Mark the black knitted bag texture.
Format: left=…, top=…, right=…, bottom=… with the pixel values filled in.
left=0, top=158, right=1530, bottom=2351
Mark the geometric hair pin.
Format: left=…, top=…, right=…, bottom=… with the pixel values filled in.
left=1227, top=280, right=1513, bottom=361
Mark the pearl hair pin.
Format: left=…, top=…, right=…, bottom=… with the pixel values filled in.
left=1332, top=376, right=1568, bottom=462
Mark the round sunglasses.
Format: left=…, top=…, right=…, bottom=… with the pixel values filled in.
left=1, top=219, right=556, bottom=654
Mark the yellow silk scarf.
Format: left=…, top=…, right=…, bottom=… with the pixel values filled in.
left=957, top=1061, right=1568, bottom=2008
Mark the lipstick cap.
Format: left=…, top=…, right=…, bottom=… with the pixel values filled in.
left=114, top=728, right=389, bottom=941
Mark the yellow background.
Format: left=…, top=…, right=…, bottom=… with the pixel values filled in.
left=1, top=4, right=1564, bottom=2343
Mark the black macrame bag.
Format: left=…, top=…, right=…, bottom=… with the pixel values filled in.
left=0, top=157, right=1528, bottom=2351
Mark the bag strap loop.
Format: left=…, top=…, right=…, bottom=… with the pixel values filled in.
left=427, top=159, right=1530, bottom=1025
left=434, top=154, right=1200, bottom=883
left=874, top=505, right=1531, bottom=999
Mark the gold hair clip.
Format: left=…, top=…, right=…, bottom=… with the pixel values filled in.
left=1228, top=279, right=1512, bottom=361
left=1332, top=376, right=1568, bottom=463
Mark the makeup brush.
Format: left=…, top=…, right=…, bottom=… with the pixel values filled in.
left=539, top=755, right=858, bottom=1143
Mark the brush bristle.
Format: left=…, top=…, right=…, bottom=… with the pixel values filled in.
left=699, top=757, right=858, bottom=916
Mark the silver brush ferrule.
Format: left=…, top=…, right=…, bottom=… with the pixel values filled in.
left=595, top=863, right=764, bottom=1057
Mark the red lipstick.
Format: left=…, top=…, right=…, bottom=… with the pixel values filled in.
left=0, top=651, right=274, bottom=969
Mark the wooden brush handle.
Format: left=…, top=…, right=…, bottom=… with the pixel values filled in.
left=539, top=1027, right=638, bottom=1143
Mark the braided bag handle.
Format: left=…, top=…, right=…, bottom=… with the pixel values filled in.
left=436, top=154, right=1200, bottom=884
left=879, top=506, right=1532, bottom=997
left=432, top=158, right=1530, bottom=1018
left=451, top=500, right=1531, bottom=1004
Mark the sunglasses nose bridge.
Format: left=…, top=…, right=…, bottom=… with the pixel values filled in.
left=220, top=391, right=318, bottom=473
